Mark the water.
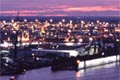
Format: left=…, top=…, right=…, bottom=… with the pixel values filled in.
left=0, top=62, right=120, bottom=80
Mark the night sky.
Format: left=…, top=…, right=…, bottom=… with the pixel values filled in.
left=0, top=0, right=119, bottom=16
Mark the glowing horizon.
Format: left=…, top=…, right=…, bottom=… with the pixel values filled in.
left=0, top=0, right=119, bottom=16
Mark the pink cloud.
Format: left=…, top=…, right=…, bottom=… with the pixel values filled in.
left=0, top=5, right=119, bottom=16
left=44, top=14, right=68, bottom=16
left=63, top=6, right=119, bottom=12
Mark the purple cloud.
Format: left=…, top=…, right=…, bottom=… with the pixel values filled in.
left=0, top=0, right=119, bottom=16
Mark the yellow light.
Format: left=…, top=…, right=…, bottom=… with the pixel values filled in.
left=76, top=60, right=80, bottom=64
left=115, top=29, right=120, bottom=32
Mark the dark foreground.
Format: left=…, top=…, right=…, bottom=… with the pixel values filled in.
left=0, top=62, right=120, bottom=80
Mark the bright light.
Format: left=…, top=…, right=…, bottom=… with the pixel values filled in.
left=86, top=56, right=117, bottom=67
left=97, top=20, right=99, bottom=23
left=102, top=52, right=104, bottom=56
left=76, top=71, right=80, bottom=78
left=116, top=39, right=119, bottom=42
left=115, top=29, right=120, bottom=32
left=65, top=43, right=74, bottom=46
left=70, top=20, right=72, bottom=23
left=81, top=20, right=84, bottom=24
left=11, top=76, right=16, bottom=79
left=32, top=53, right=35, bottom=56
left=76, top=60, right=80, bottom=64
left=2, top=20, right=6, bottom=24
left=64, top=38, right=69, bottom=42
left=62, top=19, right=65, bottom=23
left=89, top=37, right=93, bottom=41
left=6, top=59, right=9, bottom=63
left=104, top=29, right=109, bottom=32
left=35, top=19, right=38, bottom=22
left=22, top=31, right=29, bottom=42
left=24, top=69, right=26, bottom=72
left=109, top=33, right=113, bottom=36
left=36, top=57, right=40, bottom=60
left=79, top=38, right=83, bottom=43
left=59, top=22, right=62, bottom=25
left=24, top=19, right=27, bottom=22
left=68, top=29, right=71, bottom=33
left=11, top=19, right=14, bottom=23
left=50, top=19, right=53, bottom=23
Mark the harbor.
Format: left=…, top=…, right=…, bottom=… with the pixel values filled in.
left=0, top=0, right=120, bottom=79
left=0, top=16, right=120, bottom=79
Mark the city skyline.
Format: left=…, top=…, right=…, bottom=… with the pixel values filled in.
left=0, top=0, right=119, bottom=16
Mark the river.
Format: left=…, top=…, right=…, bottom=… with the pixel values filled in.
left=0, top=62, right=120, bottom=80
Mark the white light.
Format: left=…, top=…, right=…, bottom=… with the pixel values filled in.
left=97, top=20, right=99, bottom=23
left=79, top=38, right=83, bottom=42
left=35, top=19, right=38, bottom=22
left=116, top=39, right=119, bottom=42
left=104, top=29, right=109, bottom=32
left=59, top=22, right=62, bottom=25
left=89, top=37, right=93, bottom=41
left=24, top=69, right=26, bottom=72
left=3, top=20, right=6, bottom=24
left=69, top=50, right=78, bottom=57
left=78, top=61, right=84, bottom=69
left=11, top=19, right=14, bottom=23
left=11, top=76, right=15, bottom=79
left=65, top=43, right=74, bottom=46
left=70, top=20, right=72, bottom=23
left=50, top=19, right=53, bottom=23
left=36, top=57, right=40, bottom=60
left=24, top=19, right=27, bottom=22
left=68, top=29, right=71, bottom=33
left=6, top=59, right=9, bottom=63
left=109, top=33, right=113, bottom=36
left=32, top=53, right=35, bottom=56
left=62, top=19, right=65, bottom=22
left=81, top=20, right=84, bottom=24
left=102, top=52, right=104, bottom=56
left=86, top=56, right=117, bottom=67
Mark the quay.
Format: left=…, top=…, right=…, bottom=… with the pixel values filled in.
left=0, top=18, right=120, bottom=75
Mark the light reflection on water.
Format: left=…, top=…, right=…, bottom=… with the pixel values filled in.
left=0, top=62, right=120, bottom=80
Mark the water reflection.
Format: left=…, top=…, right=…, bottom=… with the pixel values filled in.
left=75, top=71, right=81, bottom=80
left=0, top=62, right=120, bottom=80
